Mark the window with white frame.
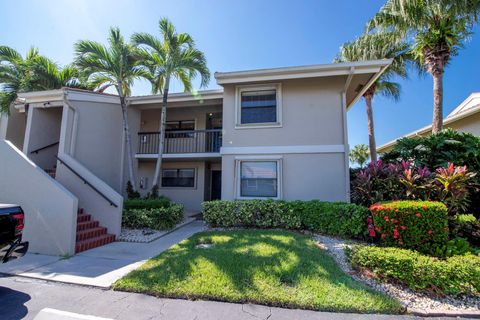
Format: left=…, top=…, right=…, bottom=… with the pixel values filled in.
left=238, top=160, right=280, bottom=198
left=161, top=168, right=195, bottom=188
left=236, top=84, right=281, bottom=126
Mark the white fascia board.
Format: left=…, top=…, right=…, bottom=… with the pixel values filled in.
left=221, top=145, right=345, bottom=155
left=446, top=93, right=480, bottom=117
left=215, top=60, right=391, bottom=85
left=129, top=89, right=224, bottom=105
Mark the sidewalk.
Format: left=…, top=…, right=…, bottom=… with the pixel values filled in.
left=0, top=220, right=205, bottom=288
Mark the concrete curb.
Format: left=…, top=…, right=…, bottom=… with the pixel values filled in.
left=408, top=308, right=480, bottom=318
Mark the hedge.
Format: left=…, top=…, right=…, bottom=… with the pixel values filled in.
left=202, top=199, right=370, bottom=239
left=370, top=201, right=449, bottom=256
left=122, top=204, right=184, bottom=230
left=348, top=245, right=480, bottom=297
left=124, top=197, right=171, bottom=210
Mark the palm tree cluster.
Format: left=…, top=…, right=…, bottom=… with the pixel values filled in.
left=73, top=18, right=210, bottom=191
left=0, top=18, right=210, bottom=193
left=338, top=0, right=480, bottom=164
left=0, top=46, right=84, bottom=114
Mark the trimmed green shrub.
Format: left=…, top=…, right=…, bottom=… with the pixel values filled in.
left=295, top=200, right=369, bottom=239
left=124, top=197, right=171, bottom=210
left=370, top=201, right=449, bottom=255
left=348, top=245, right=480, bottom=297
left=122, top=204, right=184, bottom=230
left=202, top=200, right=370, bottom=239
left=202, top=200, right=302, bottom=229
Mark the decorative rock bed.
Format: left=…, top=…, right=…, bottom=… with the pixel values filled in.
left=313, top=234, right=480, bottom=314
left=119, top=218, right=196, bottom=243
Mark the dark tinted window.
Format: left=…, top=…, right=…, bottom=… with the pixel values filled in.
left=240, top=90, right=277, bottom=124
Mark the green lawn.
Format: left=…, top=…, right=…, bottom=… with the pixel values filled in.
left=114, top=230, right=402, bottom=313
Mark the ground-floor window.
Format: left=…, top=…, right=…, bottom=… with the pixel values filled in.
left=237, top=159, right=281, bottom=199
left=161, top=168, right=195, bottom=188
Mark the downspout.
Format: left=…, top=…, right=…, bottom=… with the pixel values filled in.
left=62, top=91, right=79, bottom=157
left=341, top=67, right=355, bottom=202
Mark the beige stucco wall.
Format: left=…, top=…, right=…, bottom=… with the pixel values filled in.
left=66, top=99, right=124, bottom=193
left=137, top=160, right=206, bottom=212
left=24, top=107, right=62, bottom=170
left=447, top=113, right=480, bottom=136
left=4, top=104, right=26, bottom=150
left=221, top=77, right=345, bottom=147
left=221, top=153, right=347, bottom=202
left=220, top=77, right=349, bottom=203
left=0, top=140, right=78, bottom=256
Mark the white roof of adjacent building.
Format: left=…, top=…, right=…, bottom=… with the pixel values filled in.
left=377, top=92, right=480, bottom=153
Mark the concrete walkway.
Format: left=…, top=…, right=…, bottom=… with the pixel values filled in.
left=0, top=220, right=205, bottom=288
left=0, top=275, right=457, bottom=320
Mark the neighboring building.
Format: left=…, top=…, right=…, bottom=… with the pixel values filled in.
left=377, top=93, right=480, bottom=154
left=0, top=60, right=390, bottom=256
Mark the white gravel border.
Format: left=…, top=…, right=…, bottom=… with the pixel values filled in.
left=119, top=218, right=196, bottom=243
left=313, top=233, right=480, bottom=313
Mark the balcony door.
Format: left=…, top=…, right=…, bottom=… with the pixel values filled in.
left=206, top=113, right=222, bottom=153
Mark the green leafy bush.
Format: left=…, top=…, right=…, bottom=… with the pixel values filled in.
left=124, top=197, right=171, bottom=210
left=348, top=245, right=480, bottom=297
left=381, top=128, right=480, bottom=216
left=449, top=214, right=480, bottom=246
left=122, top=204, right=184, bottom=230
left=202, top=200, right=302, bottom=229
left=202, top=200, right=370, bottom=239
left=370, top=201, right=449, bottom=255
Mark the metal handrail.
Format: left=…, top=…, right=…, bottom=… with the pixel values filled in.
left=55, top=156, right=118, bottom=208
left=138, top=129, right=222, bottom=134
left=30, top=141, right=59, bottom=154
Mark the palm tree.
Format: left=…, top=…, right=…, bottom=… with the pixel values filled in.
left=74, top=27, right=148, bottom=192
left=349, top=144, right=370, bottom=167
left=132, top=18, right=210, bottom=189
left=0, top=46, right=83, bottom=114
left=367, top=0, right=480, bottom=133
left=335, top=32, right=410, bottom=162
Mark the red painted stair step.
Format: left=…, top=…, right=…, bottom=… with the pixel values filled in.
left=77, top=213, right=91, bottom=223
left=76, top=227, right=107, bottom=242
left=75, top=234, right=115, bottom=253
left=76, top=220, right=99, bottom=231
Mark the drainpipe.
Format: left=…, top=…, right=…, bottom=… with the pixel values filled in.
left=341, top=67, right=355, bottom=202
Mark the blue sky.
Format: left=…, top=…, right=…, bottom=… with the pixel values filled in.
left=1, top=0, right=479, bottom=148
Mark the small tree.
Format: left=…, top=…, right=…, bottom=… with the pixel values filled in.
left=132, top=18, right=210, bottom=190
left=349, top=144, right=370, bottom=167
left=75, top=27, right=148, bottom=192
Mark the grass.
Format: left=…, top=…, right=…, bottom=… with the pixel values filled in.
left=114, top=230, right=402, bottom=313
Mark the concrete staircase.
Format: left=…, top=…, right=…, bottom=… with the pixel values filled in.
left=76, top=209, right=115, bottom=253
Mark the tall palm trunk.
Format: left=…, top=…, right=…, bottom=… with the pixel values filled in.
left=152, top=74, right=171, bottom=187
left=118, top=85, right=138, bottom=191
left=424, top=45, right=449, bottom=134
left=431, top=69, right=444, bottom=133
left=364, top=91, right=378, bottom=163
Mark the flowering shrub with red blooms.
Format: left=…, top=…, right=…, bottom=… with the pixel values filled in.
left=370, top=200, right=449, bottom=256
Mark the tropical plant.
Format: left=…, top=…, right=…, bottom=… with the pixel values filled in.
left=349, top=144, right=370, bottom=167
left=435, top=163, right=476, bottom=214
left=335, top=32, right=410, bottom=162
left=367, top=0, right=480, bottom=133
left=132, top=18, right=210, bottom=189
left=74, top=27, right=148, bottom=191
left=0, top=46, right=84, bottom=114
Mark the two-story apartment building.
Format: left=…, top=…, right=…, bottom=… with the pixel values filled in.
left=0, top=60, right=391, bottom=256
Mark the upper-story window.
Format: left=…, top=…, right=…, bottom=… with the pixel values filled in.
left=236, top=84, right=282, bottom=128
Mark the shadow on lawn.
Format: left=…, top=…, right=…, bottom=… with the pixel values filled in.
left=120, top=229, right=394, bottom=311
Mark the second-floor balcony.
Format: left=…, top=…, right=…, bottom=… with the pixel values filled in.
left=137, top=129, right=222, bottom=155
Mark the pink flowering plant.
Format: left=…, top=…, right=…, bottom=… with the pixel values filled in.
left=370, top=200, right=449, bottom=256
